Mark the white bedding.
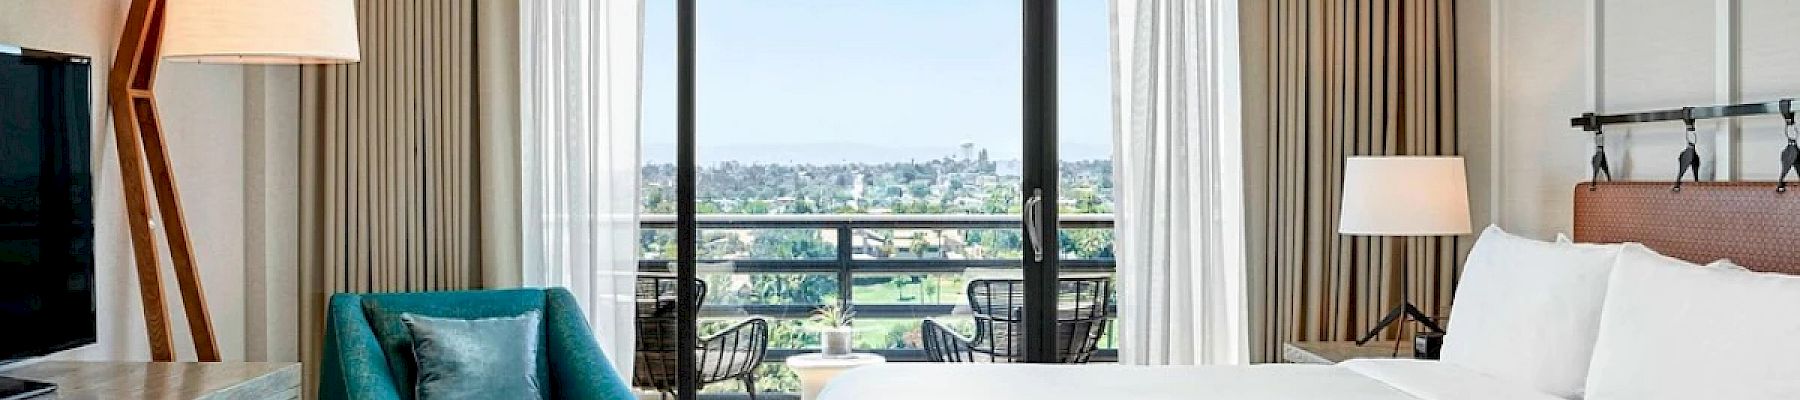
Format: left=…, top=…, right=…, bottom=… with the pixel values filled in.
left=819, top=360, right=1563, bottom=400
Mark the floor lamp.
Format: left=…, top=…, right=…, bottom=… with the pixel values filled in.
left=1337, top=157, right=1471, bottom=347
left=109, top=0, right=358, bottom=361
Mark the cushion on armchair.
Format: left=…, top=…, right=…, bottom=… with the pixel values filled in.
left=403, top=311, right=544, bottom=399
left=319, top=288, right=636, bottom=400
left=360, top=290, right=553, bottom=399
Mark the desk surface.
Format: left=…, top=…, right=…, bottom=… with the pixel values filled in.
left=1, top=362, right=300, bottom=400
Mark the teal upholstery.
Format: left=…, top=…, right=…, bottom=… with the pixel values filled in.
left=320, top=288, right=636, bottom=400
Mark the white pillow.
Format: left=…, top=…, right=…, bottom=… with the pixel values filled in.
left=1584, top=244, right=1800, bottom=400
left=1554, top=233, right=1625, bottom=251
left=1556, top=233, right=1746, bottom=271
left=1441, top=225, right=1622, bottom=398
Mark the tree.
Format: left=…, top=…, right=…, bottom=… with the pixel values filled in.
left=741, top=200, right=771, bottom=214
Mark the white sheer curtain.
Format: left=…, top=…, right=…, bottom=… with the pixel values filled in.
left=519, top=0, right=642, bottom=374
left=1112, top=0, right=1248, bottom=365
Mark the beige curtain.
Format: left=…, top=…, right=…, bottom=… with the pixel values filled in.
left=1243, top=0, right=1463, bottom=362
left=297, top=0, right=481, bottom=389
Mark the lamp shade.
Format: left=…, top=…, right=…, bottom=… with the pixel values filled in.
left=162, top=0, right=360, bottom=64
left=1338, top=156, right=1472, bottom=236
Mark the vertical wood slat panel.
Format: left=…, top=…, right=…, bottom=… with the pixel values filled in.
left=1322, top=0, right=1341, bottom=339
left=458, top=0, right=474, bottom=289
left=1251, top=0, right=1460, bottom=362
left=386, top=0, right=401, bottom=291
left=1439, top=0, right=1462, bottom=310
left=1303, top=0, right=1324, bottom=341
left=447, top=0, right=459, bottom=290
left=1266, top=0, right=1282, bottom=343
left=393, top=0, right=408, bottom=291
left=300, top=0, right=481, bottom=383
left=450, top=0, right=463, bottom=290
left=423, top=0, right=439, bottom=291
left=360, top=0, right=374, bottom=292
left=371, top=0, right=386, bottom=292
left=407, top=0, right=419, bottom=290
left=1287, top=0, right=1305, bottom=340
left=325, top=62, right=340, bottom=308
left=1279, top=0, right=1298, bottom=338
left=444, top=0, right=459, bottom=290
left=368, top=0, right=383, bottom=292
left=1352, top=0, right=1372, bottom=335
left=385, top=0, right=399, bottom=291
left=400, top=0, right=414, bottom=292
left=376, top=0, right=390, bottom=290
left=431, top=0, right=446, bottom=291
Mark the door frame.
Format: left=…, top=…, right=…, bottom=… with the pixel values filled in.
left=1020, top=0, right=1061, bottom=364
left=671, top=1, right=1067, bottom=398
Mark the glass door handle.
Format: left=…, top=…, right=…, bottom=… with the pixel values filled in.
left=1025, top=188, right=1044, bottom=262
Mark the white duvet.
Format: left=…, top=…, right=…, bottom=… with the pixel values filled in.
left=819, top=359, right=1565, bottom=400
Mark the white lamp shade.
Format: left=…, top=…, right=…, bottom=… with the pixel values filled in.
left=162, top=0, right=360, bottom=64
left=1338, top=156, right=1472, bottom=236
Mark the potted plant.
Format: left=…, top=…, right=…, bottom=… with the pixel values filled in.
left=810, top=301, right=855, bottom=357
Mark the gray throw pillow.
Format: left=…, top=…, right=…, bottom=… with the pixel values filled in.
left=401, top=311, right=543, bottom=400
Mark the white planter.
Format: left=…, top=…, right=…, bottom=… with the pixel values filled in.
left=819, top=327, right=855, bottom=357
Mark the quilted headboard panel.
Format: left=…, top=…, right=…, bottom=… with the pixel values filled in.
left=1573, top=182, right=1800, bottom=274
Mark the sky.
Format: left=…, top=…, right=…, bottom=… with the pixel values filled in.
left=641, top=0, right=1113, bottom=165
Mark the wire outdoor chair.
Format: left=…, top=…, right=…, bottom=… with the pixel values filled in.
left=633, top=275, right=771, bottom=399
left=921, top=276, right=1112, bottom=363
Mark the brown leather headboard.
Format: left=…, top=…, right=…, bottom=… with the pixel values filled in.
left=1573, top=182, right=1800, bottom=274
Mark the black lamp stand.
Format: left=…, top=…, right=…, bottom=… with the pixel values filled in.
left=1354, top=237, right=1446, bottom=346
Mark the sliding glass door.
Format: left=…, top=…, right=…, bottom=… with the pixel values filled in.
left=1053, top=0, right=1118, bottom=361
left=644, top=1, right=1114, bottom=398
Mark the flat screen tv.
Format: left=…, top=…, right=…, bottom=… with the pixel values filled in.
left=0, top=44, right=95, bottom=363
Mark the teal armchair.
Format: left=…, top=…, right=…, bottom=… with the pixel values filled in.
left=319, top=288, right=636, bottom=400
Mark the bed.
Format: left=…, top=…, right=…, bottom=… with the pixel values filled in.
left=819, top=182, right=1800, bottom=400
left=822, top=359, right=1563, bottom=400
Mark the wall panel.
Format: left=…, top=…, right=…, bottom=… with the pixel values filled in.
left=1481, top=0, right=1800, bottom=239
left=1733, top=0, right=1800, bottom=180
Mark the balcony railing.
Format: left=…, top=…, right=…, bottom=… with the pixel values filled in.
left=638, top=213, right=1116, bottom=362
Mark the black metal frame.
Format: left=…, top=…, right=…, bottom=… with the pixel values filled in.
left=1571, top=98, right=1797, bottom=131
left=639, top=214, right=1119, bottom=363
left=1572, top=99, right=1800, bottom=192
left=672, top=0, right=1068, bottom=396
left=1021, top=0, right=1061, bottom=365
left=676, top=0, right=698, bottom=398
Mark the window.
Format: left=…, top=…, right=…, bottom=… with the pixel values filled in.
left=641, top=1, right=1115, bottom=396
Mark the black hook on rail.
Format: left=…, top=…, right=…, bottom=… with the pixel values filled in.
left=1584, top=113, right=1611, bottom=191
left=1572, top=98, right=1800, bottom=192
left=1780, top=100, right=1799, bottom=193
left=1673, top=107, right=1702, bottom=192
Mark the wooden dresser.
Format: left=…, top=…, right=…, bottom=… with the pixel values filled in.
left=1, top=362, right=300, bottom=400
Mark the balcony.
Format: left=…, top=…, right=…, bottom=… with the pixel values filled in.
left=636, top=213, right=1116, bottom=396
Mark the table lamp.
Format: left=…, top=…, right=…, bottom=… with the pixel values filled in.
left=109, top=0, right=358, bottom=361
left=1338, top=156, right=1471, bottom=346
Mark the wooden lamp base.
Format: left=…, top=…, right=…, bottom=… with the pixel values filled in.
left=108, top=0, right=219, bottom=362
